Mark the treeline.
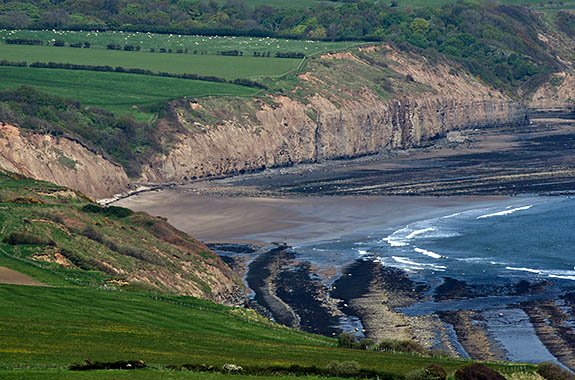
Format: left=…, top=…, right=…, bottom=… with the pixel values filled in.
left=0, top=60, right=268, bottom=90
left=0, top=0, right=562, bottom=93
left=106, top=42, right=141, bottom=51
left=5, top=38, right=91, bottom=48
left=0, top=86, right=163, bottom=177
left=5, top=38, right=43, bottom=45
left=3, top=38, right=304, bottom=59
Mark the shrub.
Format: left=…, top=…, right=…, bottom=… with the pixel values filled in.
left=70, top=360, right=146, bottom=371
left=82, top=204, right=133, bottom=218
left=337, top=332, right=359, bottom=348
left=59, top=248, right=117, bottom=274
left=326, top=361, right=360, bottom=377
left=537, top=362, right=575, bottom=380
left=2, top=232, right=54, bottom=246
left=9, top=196, right=43, bottom=204
left=425, top=364, right=447, bottom=380
left=358, top=338, right=376, bottom=350
left=53, top=40, right=65, bottom=47
left=275, top=51, right=305, bottom=58
left=455, top=364, right=506, bottom=380
left=5, top=38, right=42, bottom=45
left=377, top=339, right=428, bottom=355
left=406, top=364, right=447, bottom=380
left=81, top=225, right=104, bottom=243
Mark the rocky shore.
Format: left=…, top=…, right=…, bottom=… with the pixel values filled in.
left=172, top=116, right=575, bottom=199
left=214, top=241, right=575, bottom=370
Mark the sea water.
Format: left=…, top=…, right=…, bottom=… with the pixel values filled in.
left=293, top=196, right=575, bottom=364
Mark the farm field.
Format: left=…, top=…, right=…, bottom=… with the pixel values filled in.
left=0, top=372, right=343, bottom=380
left=0, top=30, right=362, bottom=57
left=0, top=66, right=258, bottom=120
left=0, top=284, right=534, bottom=374
left=0, top=45, right=300, bottom=80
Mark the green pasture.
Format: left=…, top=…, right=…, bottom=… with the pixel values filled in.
left=0, top=30, right=363, bottom=57
left=0, top=44, right=299, bottom=80
left=0, top=372, right=344, bottom=380
left=0, top=284, right=535, bottom=376
left=0, top=66, right=258, bottom=120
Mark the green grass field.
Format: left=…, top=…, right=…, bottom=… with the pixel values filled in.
left=0, top=173, right=539, bottom=379
left=0, top=30, right=363, bottom=57
left=0, top=284, right=534, bottom=373
left=0, top=44, right=299, bottom=80
left=0, top=371, right=343, bottom=380
left=0, top=66, right=258, bottom=120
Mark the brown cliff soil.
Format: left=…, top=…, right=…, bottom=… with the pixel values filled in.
left=139, top=45, right=526, bottom=185
left=0, top=122, right=131, bottom=199
left=179, top=116, right=575, bottom=197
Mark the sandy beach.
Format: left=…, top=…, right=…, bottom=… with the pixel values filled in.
left=116, top=190, right=535, bottom=245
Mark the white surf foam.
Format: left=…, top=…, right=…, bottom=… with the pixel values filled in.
left=477, top=205, right=533, bottom=219
left=414, top=247, right=442, bottom=259
left=357, top=249, right=369, bottom=255
left=505, top=267, right=575, bottom=281
left=505, top=266, right=542, bottom=274
left=548, top=274, right=575, bottom=281
left=406, top=227, right=435, bottom=239
left=381, top=235, right=409, bottom=247
left=392, top=256, right=446, bottom=270
left=440, top=211, right=465, bottom=219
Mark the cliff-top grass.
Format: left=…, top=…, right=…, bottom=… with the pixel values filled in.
left=0, top=284, right=535, bottom=374
left=0, top=66, right=259, bottom=120
left=0, top=44, right=300, bottom=80
left=0, top=30, right=362, bottom=57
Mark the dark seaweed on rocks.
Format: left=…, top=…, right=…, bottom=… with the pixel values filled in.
left=275, top=262, right=340, bottom=336
left=245, top=247, right=298, bottom=327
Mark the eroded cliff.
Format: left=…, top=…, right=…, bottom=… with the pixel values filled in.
left=140, top=45, right=527, bottom=183
left=0, top=122, right=132, bottom=199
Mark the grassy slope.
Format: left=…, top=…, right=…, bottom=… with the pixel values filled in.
left=0, top=31, right=361, bottom=56
left=0, top=171, right=240, bottom=298
left=0, top=66, right=258, bottom=120
left=0, top=173, right=538, bottom=379
left=0, top=284, right=535, bottom=374
left=0, top=372, right=342, bottom=380
left=0, top=44, right=299, bottom=79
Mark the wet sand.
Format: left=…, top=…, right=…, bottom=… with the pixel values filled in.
left=117, top=192, right=524, bottom=245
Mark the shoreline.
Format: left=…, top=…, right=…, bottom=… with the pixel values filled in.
left=118, top=187, right=573, bottom=368
left=115, top=191, right=540, bottom=245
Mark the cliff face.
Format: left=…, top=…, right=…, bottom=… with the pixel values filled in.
left=0, top=45, right=529, bottom=192
left=0, top=123, right=131, bottom=199
left=530, top=72, right=575, bottom=112
left=140, top=46, right=527, bottom=183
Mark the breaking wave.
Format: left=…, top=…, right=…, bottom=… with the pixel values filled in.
left=477, top=205, right=533, bottom=219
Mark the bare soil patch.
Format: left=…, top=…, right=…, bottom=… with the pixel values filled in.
left=0, top=266, right=48, bottom=286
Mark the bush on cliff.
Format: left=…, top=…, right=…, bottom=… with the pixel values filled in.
left=2, top=231, right=54, bottom=246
